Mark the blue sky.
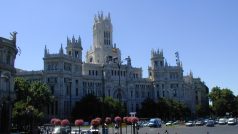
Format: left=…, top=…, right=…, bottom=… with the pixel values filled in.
left=1, top=0, right=238, bottom=95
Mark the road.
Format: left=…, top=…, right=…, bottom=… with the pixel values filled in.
left=104, top=124, right=238, bottom=134
left=135, top=125, right=238, bottom=134
left=40, top=124, right=238, bottom=134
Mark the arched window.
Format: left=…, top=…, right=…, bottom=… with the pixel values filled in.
left=90, top=57, right=93, bottom=63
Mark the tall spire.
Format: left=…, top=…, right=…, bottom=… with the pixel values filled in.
left=78, top=36, right=81, bottom=45
left=59, top=44, right=64, bottom=55
left=44, top=45, right=48, bottom=56
left=108, top=12, right=111, bottom=21
left=72, top=35, right=75, bottom=44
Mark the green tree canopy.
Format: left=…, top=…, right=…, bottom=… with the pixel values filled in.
left=13, top=77, right=53, bottom=132
left=138, top=98, right=158, bottom=118
left=209, top=86, right=236, bottom=117
left=139, top=97, right=191, bottom=120
left=72, top=94, right=125, bottom=121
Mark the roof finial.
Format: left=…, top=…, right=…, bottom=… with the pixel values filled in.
left=59, top=44, right=64, bottom=54
left=72, top=35, right=75, bottom=44
left=44, top=45, right=48, bottom=56
left=108, top=12, right=111, bottom=21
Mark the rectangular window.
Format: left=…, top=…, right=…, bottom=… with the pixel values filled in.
left=51, top=102, right=54, bottom=115
left=157, top=91, right=160, bottom=98
left=108, top=90, right=110, bottom=96
left=76, top=88, right=79, bottom=96
left=50, top=86, right=54, bottom=94
left=55, top=101, right=58, bottom=115
left=66, top=85, right=70, bottom=96
left=160, top=61, right=163, bottom=66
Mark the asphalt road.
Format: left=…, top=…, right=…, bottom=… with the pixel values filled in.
left=46, top=124, right=238, bottom=134
left=135, top=125, right=238, bottom=134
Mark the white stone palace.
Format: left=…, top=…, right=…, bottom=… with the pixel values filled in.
left=0, top=32, right=18, bottom=132
left=16, top=13, right=208, bottom=118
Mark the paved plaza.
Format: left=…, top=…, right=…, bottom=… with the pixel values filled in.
left=139, top=125, right=238, bottom=134
left=38, top=124, right=238, bottom=134
left=101, top=125, right=238, bottom=134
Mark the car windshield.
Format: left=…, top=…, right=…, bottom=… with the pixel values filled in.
left=149, top=119, right=155, bottom=123
left=52, top=126, right=60, bottom=133
left=228, top=118, right=235, bottom=121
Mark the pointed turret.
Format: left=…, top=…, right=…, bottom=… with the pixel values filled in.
left=67, top=36, right=70, bottom=45
left=66, top=35, right=83, bottom=60
left=108, top=12, right=111, bottom=21
left=72, top=35, right=75, bottom=44
left=78, top=35, right=82, bottom=48
left=44, top=45, right=48, bottom=56
left=189, top=70, right=193, bottom=78
left=59, top=44, right=64, bottom=55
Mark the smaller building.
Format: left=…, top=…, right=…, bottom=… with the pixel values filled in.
left=0, top=32, right=18, bottom=133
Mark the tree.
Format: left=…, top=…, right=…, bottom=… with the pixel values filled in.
left=103, top=96, right=125, bottom=117
left=139, top=97, right=191, bottom=120
left=72, top=94, right=102, bottom=121
left=13, top=77, right=53, bottom=132
left=195, top=104, right=210, bottom=118
left=72, top=94, right=125, bottom=121
left=138, top=98, right=157, bottom=118
left=209, top=86, right=236, bottom=117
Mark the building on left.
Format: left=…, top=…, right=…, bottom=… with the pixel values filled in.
left=0, top=32, right=18, bottom=133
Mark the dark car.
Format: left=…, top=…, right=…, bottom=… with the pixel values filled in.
left=206, top=120, right=215, bottom=127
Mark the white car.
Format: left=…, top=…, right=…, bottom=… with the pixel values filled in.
left=218, top=118, right=227, bottom=125
left=165, top=121, right=173, bottom=126
left=52, top=126, right=70, bottom=134
left=185, top=121, right=194, bottom=126
left=227, top=118, right=237, bottom=125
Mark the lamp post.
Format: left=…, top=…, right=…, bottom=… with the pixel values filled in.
left=101, top=64, right=106, bottom=134
left=69, top=80, right=72, bottom=132
left=1, top=74, right=11, bottom=134
left=112, top=58, right=124, bottom=134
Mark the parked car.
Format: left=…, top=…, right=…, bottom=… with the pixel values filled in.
left=148, top=118, right=162, bottom=127
left=185, top=121, right=194, bottom=127
left=165, top=121, right=173, bottom=126
left=141, top=121, right=149, bottom=127
left=218, top=118, right=227, bottom=125
left=195, top=120, right=204, bottom=126
left=52, top=126, right=70, bottom=134
left=172, top=120, right=179, bottom=125
left=227, top=118, right=237, bottom=125
left=206, top=120, right=215, bottom=127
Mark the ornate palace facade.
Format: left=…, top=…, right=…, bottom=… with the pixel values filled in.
left=0, top=33, right=18, bottom=133
left=16, top=13, right=208, bottom=118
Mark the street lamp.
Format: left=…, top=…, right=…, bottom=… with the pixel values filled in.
left=69, top=80, right=72, bottom=132
left=101, top=64, right=106, bottom=134
left=1, top=74, right=11, bottom=134
left=112, top=57, right=129, bottom=134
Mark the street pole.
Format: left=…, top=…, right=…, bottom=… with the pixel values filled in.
left=69, top=81, right=72, bottom=132
left=101, top=64, right=105, bottom=134
left=117, top=63, right=122, bottom=134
